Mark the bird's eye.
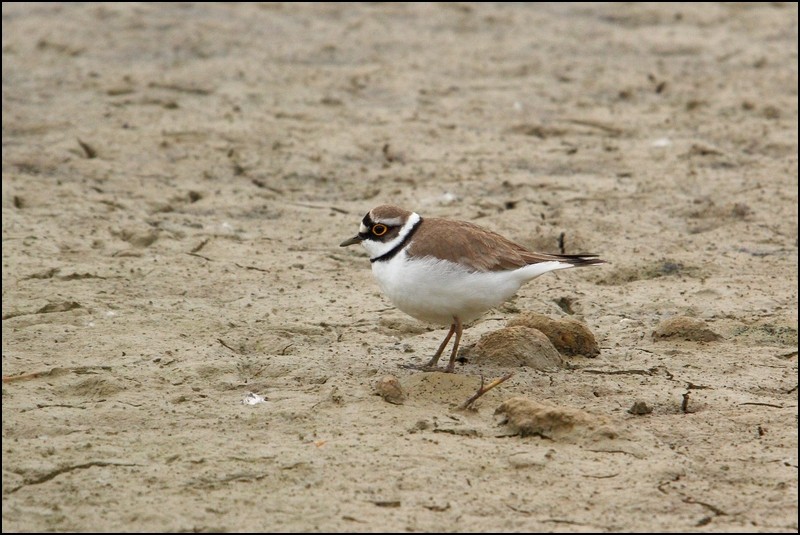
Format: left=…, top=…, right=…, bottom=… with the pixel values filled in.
left=372, top=224, right=388, bottom=236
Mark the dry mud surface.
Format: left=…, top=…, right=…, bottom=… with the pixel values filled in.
left=2, top=3, right=798, bottom=532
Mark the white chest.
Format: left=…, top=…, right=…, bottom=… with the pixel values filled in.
left=369, top=250, right=527, bottom=325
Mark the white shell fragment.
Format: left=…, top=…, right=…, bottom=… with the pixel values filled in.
left=241, top=392, right=266, bottom=405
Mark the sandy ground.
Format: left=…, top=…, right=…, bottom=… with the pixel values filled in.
left=2, top=2, right=798, bottom=532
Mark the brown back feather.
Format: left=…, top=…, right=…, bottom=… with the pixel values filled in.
left=406, top=217, right=604, bottom=272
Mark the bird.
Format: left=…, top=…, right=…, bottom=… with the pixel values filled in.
left=340, top=205, right=605, bottom=373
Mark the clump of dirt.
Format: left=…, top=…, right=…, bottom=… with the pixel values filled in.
left=508, top=311, right=600, bottom=357
left=470, top=325, right=564, bottom=370
left=652, top=316, right=722, bottom=342
left=494, top=396, right=618, bottom=442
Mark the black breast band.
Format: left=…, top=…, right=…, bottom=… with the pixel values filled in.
left=370, top=217, right=423, bottom=263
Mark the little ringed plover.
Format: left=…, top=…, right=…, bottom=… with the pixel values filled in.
left=340, top=204, right=605, bottom=373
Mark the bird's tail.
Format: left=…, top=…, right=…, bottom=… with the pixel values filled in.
left=521, top=251, right=606, bottom=267
left=551, top=254, right=606, bottom=267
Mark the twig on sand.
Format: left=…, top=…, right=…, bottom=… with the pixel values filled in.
left=217, top=338, right=240, bottom=353
left=461, top=373, right=514, bottom=410
left=3, top=370, right=62, bottom=383
left=190, top=238, right=210, bottom=253
left=3, top=366, right=111, bottom=383
left=186, top=252, right=213, bottom=261
left=76, top=138, right=97, bottom=159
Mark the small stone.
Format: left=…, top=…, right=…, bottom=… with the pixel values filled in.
left=411, top=419, right=430, bottom=432
left=628, top=400, right=653, bottom=415
left=652, top=316, right=722, bottom=342
left=375, top=375, right=405, bottom=404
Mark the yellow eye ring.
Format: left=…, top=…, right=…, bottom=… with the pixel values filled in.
left=372, top=224, right=388, bottom=236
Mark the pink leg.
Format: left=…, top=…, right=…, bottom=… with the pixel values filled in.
left=444, top=316, right=463, bottom=373
left=423, top=322, right=456, bottom=368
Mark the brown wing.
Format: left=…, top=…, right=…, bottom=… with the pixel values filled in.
left=407, top=218, right=604, bottom=272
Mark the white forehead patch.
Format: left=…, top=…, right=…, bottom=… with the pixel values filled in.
left=373, top=216, right=403, bottom=226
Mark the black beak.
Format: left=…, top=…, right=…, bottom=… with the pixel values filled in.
left=340, top=235, right=363, bottom=247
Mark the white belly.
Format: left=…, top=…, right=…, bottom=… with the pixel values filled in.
left=370, top=251, right=552, bottom=325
